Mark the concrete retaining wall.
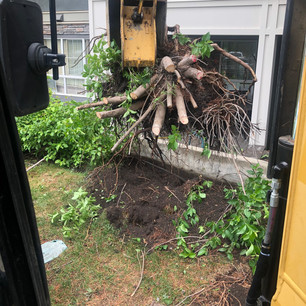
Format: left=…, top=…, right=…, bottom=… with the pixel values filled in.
left=139, top=139, right=268, bottom=184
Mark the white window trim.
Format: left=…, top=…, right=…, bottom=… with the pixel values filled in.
left=46, top=37, right=88, bottom=97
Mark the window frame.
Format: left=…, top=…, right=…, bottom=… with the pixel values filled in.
left=44, top=37, right=88, bottom=97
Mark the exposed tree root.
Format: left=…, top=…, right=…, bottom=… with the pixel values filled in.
left=78, top=33, right=258, bottom=157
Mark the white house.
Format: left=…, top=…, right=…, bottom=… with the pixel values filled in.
left=88, top=0, right=287, bottom=147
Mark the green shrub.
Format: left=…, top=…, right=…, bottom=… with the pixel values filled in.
left=172, top=165, right=270, bottom=270
left=82, top=37, right=121, bottom=99
left=199, top=164, right=270, bottom=269
left=16, top=95, right=116, bottom=168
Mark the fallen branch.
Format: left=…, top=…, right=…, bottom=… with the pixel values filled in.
left=130, top=74, right=159, bottom=100
left=152, top=100, right=166, bottom=136
left=178, top=54, right=197, bottom=68
left=211, top=43, right=257, bottom=83
left=175, top=286, right=207, bottom=306
left=174, top=70, right=186, bottom=89
left=161, top=56, right=175, bottom=73
left=77, top=95, right=127, bottom=110
left=164, top=186, right=182, bottom=203
left=166, top=82, right=173, bottom=108
left=111, top=102, right=155, bottom=152
left=131, top=250, right=145, bottom=297
left=146, top=235, right=204, bottom=254
left=96, top=100, right=144, bottom=119
left=175, top=86, right=188, bottom=124
left=26, top=158, right=45, bottom=172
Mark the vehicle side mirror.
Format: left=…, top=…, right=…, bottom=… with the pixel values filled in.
left=0, top=0, right=65, bottom=116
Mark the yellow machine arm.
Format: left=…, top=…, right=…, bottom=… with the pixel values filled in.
left=107, top=0, right=167, bottom=68
left=120, top=0, right=157, bottom=68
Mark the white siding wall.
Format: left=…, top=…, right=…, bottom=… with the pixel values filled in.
left=88, top=0, right=287, bottom=146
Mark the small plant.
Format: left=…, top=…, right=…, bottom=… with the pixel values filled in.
left=201, top=143, right=211, bottom=159
left=174, top=181, right=212, bottom=258
left=120, top=94, right=138, bottom=124
left=172, top=33, right=191, bottom=45
left=167, top=125, right=182, bottom=151
left=155, top=244, right=168, bottom=251
left=191, top=32, right=214, bottom=58
left=123, top=67, right=153, bottom=91
left=199, top=164, right=270, bottom=268
left=50, top=188, right=100, bottom=238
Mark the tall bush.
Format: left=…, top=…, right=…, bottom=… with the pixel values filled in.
left=16, top=94, right=115, bottom=167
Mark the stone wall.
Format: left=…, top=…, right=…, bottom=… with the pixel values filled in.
left=43, top=24, right=89, bottom=36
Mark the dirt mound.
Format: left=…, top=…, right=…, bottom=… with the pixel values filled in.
left=87, top=157, right=230, bottom=247
left=86, top=157, right=252, bottom=304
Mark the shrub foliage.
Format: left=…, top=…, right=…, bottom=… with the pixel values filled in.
left=16, top=95, right=115, bottom=167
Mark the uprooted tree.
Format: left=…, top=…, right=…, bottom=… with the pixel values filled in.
left=78, top=28, right=258, bottom=158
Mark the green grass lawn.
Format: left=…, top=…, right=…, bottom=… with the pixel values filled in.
left=28, top=161, right=245, bottom=305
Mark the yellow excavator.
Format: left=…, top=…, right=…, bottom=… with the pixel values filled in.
left=0, top=0, right=306, bottom=305
left=106, top=0, right=167, bottom=68
left=106, top=2, right=306, bottom=304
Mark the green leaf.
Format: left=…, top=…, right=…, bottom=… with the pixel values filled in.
left=236, top=225, right=247, bottom=236
left=198, top=226, right=205, bottom=234
left=227, top=253, right=233, bottom=261
left=199, top=192, right=207, bottom=199
left=179, top=224, right=189, bottom=233
left=202, top=182, right=211, bottom=189
left=246, top=244, right=255, bottom=256
left=197, top=248, right=208, bottom=256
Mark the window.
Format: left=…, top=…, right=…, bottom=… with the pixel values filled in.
left=216, top=38, right=257, bottom=91
left=212, top=37, right=258, bottom=118
left=44, top=38, right=89, bottom=96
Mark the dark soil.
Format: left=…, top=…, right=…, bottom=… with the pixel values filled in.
left=87, top=157, right=228, bottom=244
left=87, top=157, right=251, bottom=304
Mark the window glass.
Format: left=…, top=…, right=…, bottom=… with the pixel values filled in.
left=66, top=78, right=85, bottom=95
left=217, top=40, right=257, bottom=92
left=63, top=39, right=83, bottom=76
left=47, top=77, right=65, bottom=94
left=212, top=37, right=258, bottom=119
left=55, top=78, right=65, bottom=94
left=44, top=38, right=87, bottom=96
